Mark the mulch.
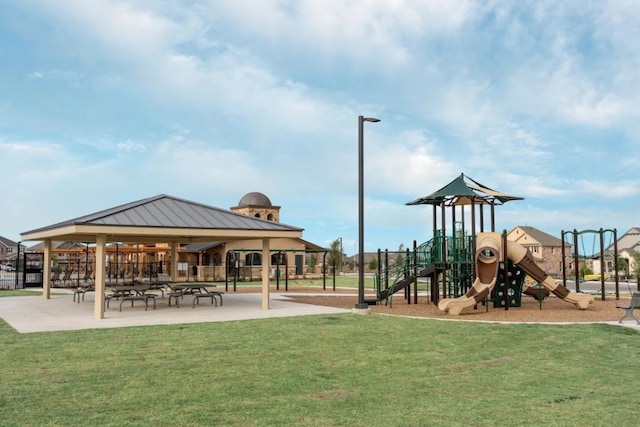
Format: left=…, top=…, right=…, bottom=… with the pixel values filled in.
left=229, top=286, right=629, bottom=323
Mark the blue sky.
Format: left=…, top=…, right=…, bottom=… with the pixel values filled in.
left=1, top=0, right=638, bottom=254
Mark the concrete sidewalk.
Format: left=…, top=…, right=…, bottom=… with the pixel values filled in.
left=0, top=290, right=351, bottom=333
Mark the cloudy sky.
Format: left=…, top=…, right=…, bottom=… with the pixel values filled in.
left=1, top=0, right=638, bottom=254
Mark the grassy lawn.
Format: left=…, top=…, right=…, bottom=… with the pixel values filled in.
left=243, top=275, right=372, bottom=290
left=1, top=312, right=639, bottom=426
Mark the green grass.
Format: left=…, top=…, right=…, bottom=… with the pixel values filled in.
left=0, top=289, right=66, bottom=297
left=1, top=313, right=639, bottom=426
left=231, top=275, right=376, bottom=290
left=0, top=290, right=40, bottom=297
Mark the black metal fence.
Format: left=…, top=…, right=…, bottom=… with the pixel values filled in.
left=0, top=252, right=44, bottom=290
left=1, top=255, right=304, bottom=289
left=0, top=262, right=19, bottom=289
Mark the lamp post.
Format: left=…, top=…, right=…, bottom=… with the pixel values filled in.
left=356, top=115, right=380, bottom=309
left=338, top=237, right=343, bottom=274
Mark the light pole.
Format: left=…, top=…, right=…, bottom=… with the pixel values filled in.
left=356, top=115, right=380, bottom=309
left=338, top=237, right=343, bottom=274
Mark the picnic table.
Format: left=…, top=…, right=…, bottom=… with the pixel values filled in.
left=170, top=283, right=224, bottom=308
left=144, top=279, right=174, bottom=298
left=106, top=284, right=157, bottom=311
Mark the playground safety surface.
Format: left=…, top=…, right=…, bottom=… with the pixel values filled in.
left=277, top=287, right=632, bottom=324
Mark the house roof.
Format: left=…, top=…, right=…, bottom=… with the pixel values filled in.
left=509, top=226, right=566, bottom=247
left=609, top=227, right=640, bottom=251
left=0, top=236, right=18, bottom=247
left=20, top=194, right=303, bottom=244
left=27, top=241, right=89, bottom=252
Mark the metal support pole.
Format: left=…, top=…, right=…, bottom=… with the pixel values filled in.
left=355, top=115, right=379, bottom=309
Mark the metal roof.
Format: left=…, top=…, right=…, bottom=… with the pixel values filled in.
left=20, top=194, right=303, bottom=243
left=182, top=242, right=225, bottom=252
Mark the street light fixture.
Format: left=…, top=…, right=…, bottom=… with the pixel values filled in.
left=356, top=115, right=380, bottom=309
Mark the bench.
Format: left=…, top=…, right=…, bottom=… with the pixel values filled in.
left=616, top=292, right=640, bottom=324
left=167, top=291, right=183, bottom=308
left=105, top=290, right=135, bottom=309
left=73, top=286, right=95, bottom=303
left=192, top=292, right=224, bottom=308
left=119, top=294, right=157, bottom=312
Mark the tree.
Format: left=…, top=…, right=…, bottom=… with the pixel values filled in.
left=308, top=254, right=317, bottom=272
left=579, top=261, right=593, bottom=279
left=393, top=243, right=406, bottom=271
left=617, top=257, right=629, bottom=279
left=368, top=257, right=378, bottom=271
left=328, top=238, right=343, bottom=273
left=633, top=253, right=640, bottom=279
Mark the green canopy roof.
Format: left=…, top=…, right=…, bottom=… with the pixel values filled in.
left=406, top=173, right=524, bottom=206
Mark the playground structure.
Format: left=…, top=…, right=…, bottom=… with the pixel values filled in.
left=371, top=173, right=523, bottom=307
left=370, top=173, right=598, bottom=314
left=438, top=232, right=594, bottom=315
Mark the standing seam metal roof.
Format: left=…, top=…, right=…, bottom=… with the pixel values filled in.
left=22, top=194, right=302, bottom=235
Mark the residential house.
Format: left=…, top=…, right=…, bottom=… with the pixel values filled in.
left=27, top=241, right=91, bottom=271
left=0, top=236, right=24, bottom=265
left=605, top=227, right=640, bottom=278
left=507, top=226, right=572, bottom=278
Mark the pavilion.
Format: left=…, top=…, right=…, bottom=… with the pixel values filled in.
left=20, top=194, right=303, bottom=320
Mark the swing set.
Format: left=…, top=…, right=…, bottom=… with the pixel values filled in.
left=561, top=228, right=619, bottom=300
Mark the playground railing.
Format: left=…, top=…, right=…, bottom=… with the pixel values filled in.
left=374, top=238, right=440, bottom=303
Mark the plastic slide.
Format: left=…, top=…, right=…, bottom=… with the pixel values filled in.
left=438, top=232, right=501, bottom=315
left=438, top=233, right=594, bottom=315
left=506, top=242, right=593, bottom=310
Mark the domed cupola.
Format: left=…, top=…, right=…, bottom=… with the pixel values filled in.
left=231, top=192, right=280, bottom=222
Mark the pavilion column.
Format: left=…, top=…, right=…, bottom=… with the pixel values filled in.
left=94, top=235, right=106, bottom=320
left=262, top=238, right=270, bottom=310
left=42, top=240, right=52, bottom=299
left=170, top=243, right=178, bottom=280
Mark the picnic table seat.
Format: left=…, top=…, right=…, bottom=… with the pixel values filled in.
left=192, top=291, right=224, bottom=308
left=167, top=291, right=183, bottom=308
left=119, top=293, right=157, bottom=312
left=105, top=289, right=135, bottom=309
left=72, top=285, right=95, bottom=303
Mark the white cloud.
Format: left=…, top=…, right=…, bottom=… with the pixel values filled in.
left=2, top=0, right=639, bottom=248
left=206, top=0, right=474, bottom=66
left=577, top=179, right=640, bottom=199
left=116, top=139, right=147, bottom=153
left=367, top=129, right=455, bottom=195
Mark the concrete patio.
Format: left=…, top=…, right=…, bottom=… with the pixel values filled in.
left=0, top=289, right=351, bottom=333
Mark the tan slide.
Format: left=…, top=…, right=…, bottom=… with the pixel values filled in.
left=438, top=232, right=501, bottom=315
left=506, top=242, right=593, bottom=310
